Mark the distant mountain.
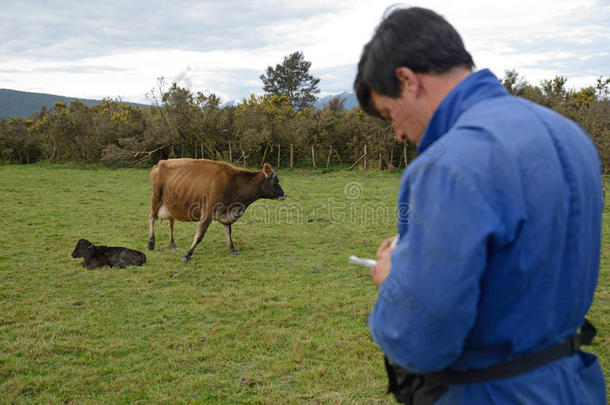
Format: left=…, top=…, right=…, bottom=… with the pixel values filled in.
left=0, top=88, right=360, bottom=119
left=0, top=88, right=148, bottom=119
left=314, top=92, right=359, bottom=109
left=221, top=99, right=238, bottom=108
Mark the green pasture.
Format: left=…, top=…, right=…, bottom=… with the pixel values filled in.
left=0, top=164, right=608, bottom=403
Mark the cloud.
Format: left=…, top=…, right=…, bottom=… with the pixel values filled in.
left=0, top=1, right=339, bottom=60
left=175, top=66, right=265, bottom=103
left=316, top=64, right=357, bottom=95
left=437, top=0, right=609, bottom=89
left=24, top=65, right=129, bottom=74
left=0, top=0, right=607, bottom=103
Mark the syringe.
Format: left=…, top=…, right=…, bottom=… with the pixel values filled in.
left=348, top=256, right=377, bottom=268
left=348, top=236, right=399, bottom=268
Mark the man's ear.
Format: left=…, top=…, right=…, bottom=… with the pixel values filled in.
left=263, top=163, right=273, bottom=177
left=395, top=67, right=419, bottom=95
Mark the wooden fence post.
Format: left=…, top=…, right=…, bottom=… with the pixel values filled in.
left=228, top=142, right=232, bottom=162
left=334, top=149, right=343, bottom=165
left=363, top=145, right=367, bottom=169
left=261, top=145, right=268, bottom=166
left=277, top=144, right=281, bottom=168
left=403, top=143, right=408, bottom=167
left=326, top=146, right=332, bottom=169
left=290, top=143, right=294, bottom=168
left=311, top=145, right=317, bottom=170
left=349, top=150, right=368, bottom=170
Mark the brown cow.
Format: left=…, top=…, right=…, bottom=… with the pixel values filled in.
left=148, top=159, right=286, bottom=263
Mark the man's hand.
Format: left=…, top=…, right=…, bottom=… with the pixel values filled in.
left=377, top=235, right=397, bottom=259
left=371, top=236, right=397, bottom=288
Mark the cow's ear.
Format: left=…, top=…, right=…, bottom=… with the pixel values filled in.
left=263, top=163, right=273, bottom=176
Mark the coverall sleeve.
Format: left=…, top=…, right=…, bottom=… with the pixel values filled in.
left=369, top=163, right=501, bottom=373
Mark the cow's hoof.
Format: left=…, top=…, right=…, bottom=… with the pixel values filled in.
left=182, top=255, right=190, bottom=263
left=231, top=250, right=240, bottom=256
left=169, top=242, right=177, bottom=250
left=147, top=240, right=155, bottom=251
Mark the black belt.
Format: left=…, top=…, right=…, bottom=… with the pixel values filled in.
left=384, top=319, right=597, bottom=404
left=426, top=318, right=597, bottom=386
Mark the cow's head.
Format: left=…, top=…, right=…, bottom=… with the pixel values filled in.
left=261, top=163, right=287, bottom=200
left=71, top=239, right=94, bottom=259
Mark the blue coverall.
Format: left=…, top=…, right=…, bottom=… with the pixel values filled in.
left=369, top=69, right=606, bottom=404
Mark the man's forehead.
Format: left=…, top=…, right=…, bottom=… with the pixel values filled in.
left=370, top=90, right=394, bottom=119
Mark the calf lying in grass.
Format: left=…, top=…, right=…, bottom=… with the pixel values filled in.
left=71, top=239, right=146, bottom=269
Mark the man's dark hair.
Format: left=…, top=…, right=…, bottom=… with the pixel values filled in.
left=354, top=7, right=474, bottom=117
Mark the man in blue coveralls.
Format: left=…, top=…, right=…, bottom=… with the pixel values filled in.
left=355, top=7, right=606, bottom=405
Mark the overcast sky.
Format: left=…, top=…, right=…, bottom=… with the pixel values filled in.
left=1, top=0, right=608, bottom=104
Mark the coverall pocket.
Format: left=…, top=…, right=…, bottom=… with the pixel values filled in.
left=577, top=352, right=606, bottom=405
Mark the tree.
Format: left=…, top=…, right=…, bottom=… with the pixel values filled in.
left=260, top=51, right=321, bottom=111
left=195, top=92, right=224, bottom=160
left=502, top=69, right=528, bottom=96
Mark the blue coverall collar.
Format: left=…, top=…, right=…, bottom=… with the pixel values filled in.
left=417, top=69, right=509, bottom=153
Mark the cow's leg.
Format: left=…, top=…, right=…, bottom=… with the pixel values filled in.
left=224, top=224, right=239, bottom=255
left=182, top=217, right=212, bottom=263
left=148, top=215, right=156, bottom=250
left=168, top=219, right=177, bottom=249
left=148, top=190, right=163, bottom=251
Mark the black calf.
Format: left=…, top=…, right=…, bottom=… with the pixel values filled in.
left=71, top=239, right=146, bottom=269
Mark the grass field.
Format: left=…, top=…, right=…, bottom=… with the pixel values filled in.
left=0, top=164, right=608, bottom=403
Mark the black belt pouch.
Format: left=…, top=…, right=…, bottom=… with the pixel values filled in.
left=384, top=356, right=447, bottom=405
